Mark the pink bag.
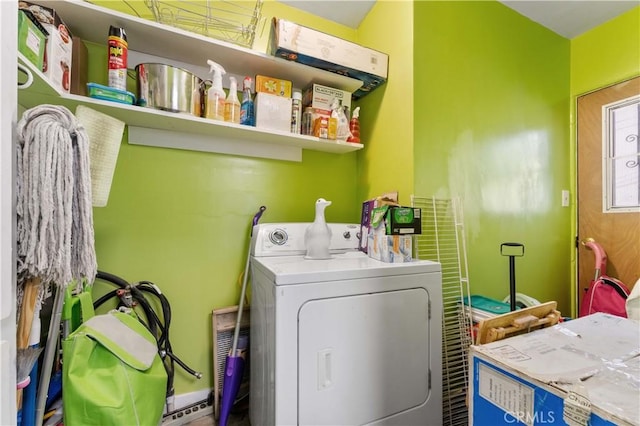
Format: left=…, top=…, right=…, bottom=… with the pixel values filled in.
left=579, top=275, right=630, bottom=318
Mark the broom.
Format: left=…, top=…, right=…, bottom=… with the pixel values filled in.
left=17, top=347, right=43, bottom=390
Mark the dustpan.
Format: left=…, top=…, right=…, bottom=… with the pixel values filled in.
left=75, top=105, right=125, bottom=207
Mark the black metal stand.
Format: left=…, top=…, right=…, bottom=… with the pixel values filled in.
left=500, top=242, right=525, bottom=311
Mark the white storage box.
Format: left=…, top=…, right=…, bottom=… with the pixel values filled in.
left=469, top=313, right=640, bottom=426
left=302, top=84, right=352, bottom=113
left=255, top=92, right=292, bottom=133
left=270, top=18, right=388, bottom=99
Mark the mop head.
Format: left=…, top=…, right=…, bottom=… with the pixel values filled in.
left=16, top=104, right=97, bottom=288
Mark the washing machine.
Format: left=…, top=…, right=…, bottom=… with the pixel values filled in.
left=249, top=223, right=442, bottom=426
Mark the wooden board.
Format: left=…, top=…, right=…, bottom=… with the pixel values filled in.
left=475, top=301, right=560, bottom=345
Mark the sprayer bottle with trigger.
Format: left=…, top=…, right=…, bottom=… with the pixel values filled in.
left=206, top=60, right=226, bottom=121
left=224, top=76, right=240, bottom=124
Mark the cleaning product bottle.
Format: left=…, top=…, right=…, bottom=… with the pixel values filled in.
left=334, top=100, right=350, bottom=141
left=224, top=76, right=240, bottom=124
left=327, top=98, right=339, bottom=140
left=347, top=106, right=361, bottom=143
left=240, top=77, right=255, bottom=126
left=205, top=60, right=226, bottom=121
left=290, top=89, right=302, bottom=134
left=304, top=198, right=332, bottom=260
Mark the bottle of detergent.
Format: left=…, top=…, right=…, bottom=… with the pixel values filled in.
left=205, top=60, right=226, bottom=121
left=347, top=106, right=361, bottom=143
left=240, top=77, right=255, bottom=126
left=224, top=76, right=240, bottom=124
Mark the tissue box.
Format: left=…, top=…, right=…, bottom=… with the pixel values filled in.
left=18, top=9, right=48, bottom=71
left=367, top=229, right=412, bottom=263
left=270, top=18, right=388, bottom=99
left=255, top=92, right=292, bottom=133
left=19, top=2, right=73, bottom=93
left=371, top=205, right=422, bottom=235
left=469, top=313, right=640, bottom=426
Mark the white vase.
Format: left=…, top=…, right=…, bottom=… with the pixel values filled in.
left=304, top=198, right=332, bottom=259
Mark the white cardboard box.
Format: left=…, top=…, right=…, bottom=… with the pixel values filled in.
left=270, top=18, right=388, bottom=99
left=255, top=92, right=292, bottom=133
left=469, top=313, right=640, bottom=426
left=302, top=84, right=352, bottom=112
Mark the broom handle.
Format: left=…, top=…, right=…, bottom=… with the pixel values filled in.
left=231, top=206, right=266, bottom=355
left=35, top=286, right=64, bottom=426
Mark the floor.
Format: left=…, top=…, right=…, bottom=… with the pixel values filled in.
left=185, top=404, right=250, bottom=426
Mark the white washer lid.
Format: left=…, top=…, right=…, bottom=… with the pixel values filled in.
left=251, top=251, right=441, bottom=285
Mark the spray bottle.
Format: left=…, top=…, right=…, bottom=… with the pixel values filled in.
left=205, top=60, right=226, bottom=121
left=224, top=76, right=240, bottom=124
left=347, top=106, right=361, bottom=143
left=240, top=77, right=255, bottom=126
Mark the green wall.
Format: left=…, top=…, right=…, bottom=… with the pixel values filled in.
left=355, top=0, right=414, bottom=204
left=568, top=6, right=640, bottom=312
left=81, top=0, right=639, bottom=399
left=412, top=1, right=572, bottom=311
left=90, top=1, right=362, bottom=395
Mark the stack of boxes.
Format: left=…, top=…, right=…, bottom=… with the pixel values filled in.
left=301, top=83, right=351, bottom=139
left=254, top=75, right=293, bottom=132
left=359, top=196, right=422, bottom=263
left=18, top=2, right=74, bottom=94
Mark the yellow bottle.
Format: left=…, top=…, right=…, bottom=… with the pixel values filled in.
left=205, top=60, right=226, bottom=121
left=224, top=76, right=240, bottom=124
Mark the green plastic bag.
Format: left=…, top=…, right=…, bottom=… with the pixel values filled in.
left=62, top=308, right=167, bottom=425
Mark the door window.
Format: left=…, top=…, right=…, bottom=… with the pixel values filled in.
left=603, top=96, right=640, bottom=212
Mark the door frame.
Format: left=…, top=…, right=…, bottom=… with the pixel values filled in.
left=572, top=75, right=640, bottom=315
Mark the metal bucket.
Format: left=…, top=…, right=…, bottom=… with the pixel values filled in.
left=135, top=63, right=203, bottom=117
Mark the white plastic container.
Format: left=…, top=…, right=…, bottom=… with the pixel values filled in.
left=291, top=90, right=302, bottom=134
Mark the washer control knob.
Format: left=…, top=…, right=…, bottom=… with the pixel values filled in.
left=269, top=229, right=288, bottom=245
left=343, top=231, right=351, bottom=239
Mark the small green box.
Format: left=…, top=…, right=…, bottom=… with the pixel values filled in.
left=371, top=205, right=422, bottom=235
left=18, top=10, right=48, bottom=71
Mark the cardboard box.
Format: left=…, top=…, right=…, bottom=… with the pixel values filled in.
left=302, top=84, right=352, bottom=113
left=359, top=199, right=376, bottom=252
left=20, top=2, right=73, bottom=93
left=270, top=18, right=388, bottom=99
left=18, top=9, right=48, bottom=71
left=70, top=37, right=88, bottom=96
left=469, top=313, right=640, bottom=426
left=255, top=92, right=292, bottom=133
left=371, top=205, right=421, bottom=235
left=367, top=230, right=412, bottom=263
left=255, top=75, right=292, bottom=98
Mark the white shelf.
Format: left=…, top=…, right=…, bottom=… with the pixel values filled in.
left=44, top=0, right=363, bottom=93
left=17, top=8, right=365, bottom=162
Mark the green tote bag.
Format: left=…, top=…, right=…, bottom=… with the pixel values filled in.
left=62, top=308, right=167, bottom=425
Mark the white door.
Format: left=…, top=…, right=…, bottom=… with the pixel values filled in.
left=0, top=1, right=18, bottom=424
left=298, top=288, right=432, bottom=425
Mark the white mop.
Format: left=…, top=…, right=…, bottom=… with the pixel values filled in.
left=16, top=104, right=98, bottom=426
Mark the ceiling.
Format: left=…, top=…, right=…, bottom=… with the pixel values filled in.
left=278, top=1, right=639, bottom=39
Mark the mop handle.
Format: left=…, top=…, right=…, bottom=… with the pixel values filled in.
left=231, top=206, right=266, bottom=355
left=35, top=285, right=65, bottom=426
